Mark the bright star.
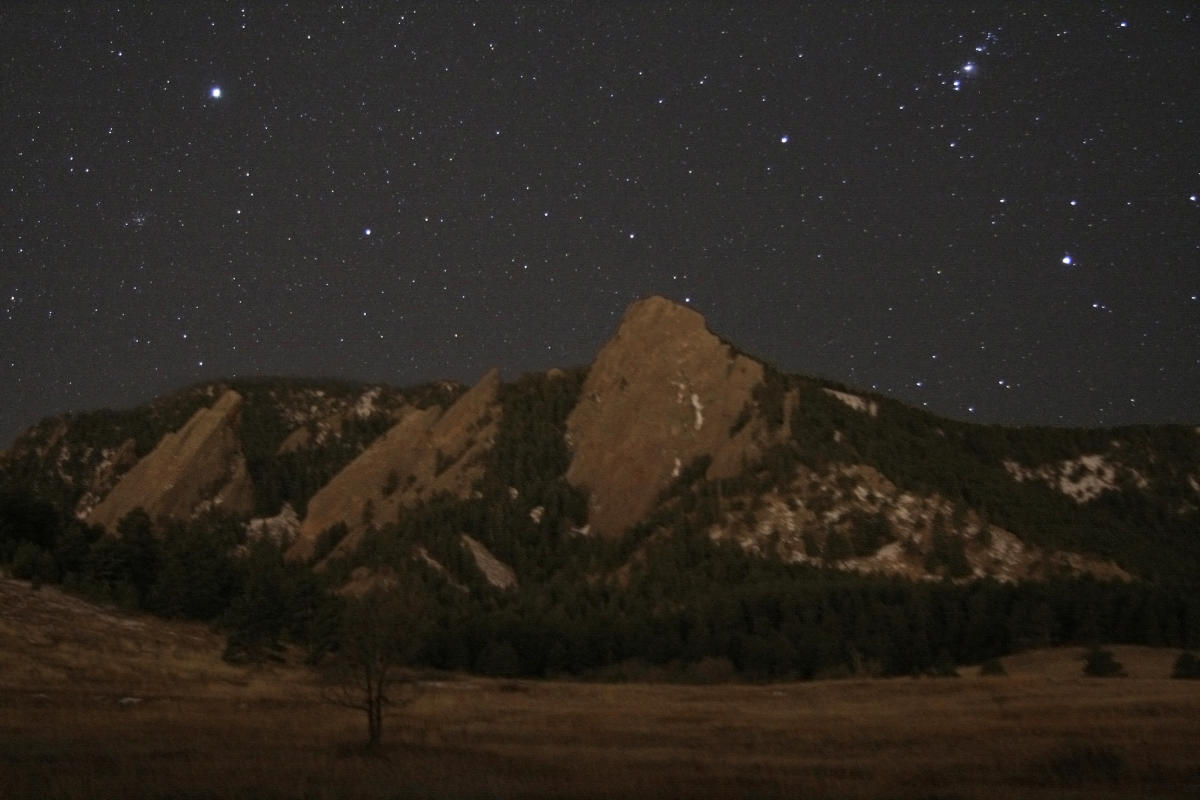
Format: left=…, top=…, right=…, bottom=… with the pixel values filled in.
left=210, top=86, right=222, bottom=99
left=1062, top=253, right=1074, bottom=266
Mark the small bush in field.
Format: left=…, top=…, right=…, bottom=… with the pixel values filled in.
left=927, top=649, right=959, bottom=677
left=979, top=657, right=1007, bottom=676
left=1171, top=650, right=1200, bottom=679
left=1082, top=647, right=1125, bottom=678
left=1039, top=741, right=1128, bottom=785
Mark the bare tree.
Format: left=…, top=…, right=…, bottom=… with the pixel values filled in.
left=320, top=585, right=426, bottom=749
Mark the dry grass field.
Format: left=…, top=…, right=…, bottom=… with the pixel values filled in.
left=2, top=577, right=1198, bottom=799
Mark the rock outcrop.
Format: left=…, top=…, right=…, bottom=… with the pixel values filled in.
left=245, top=502, right=301, bottom=548
left=461, top=534, right=518, bottom=590
left=87, top=390, right=254, bottom=532
left=565, top=296, right=766, bottom=537
left=288, top=369, right=502, bottom=561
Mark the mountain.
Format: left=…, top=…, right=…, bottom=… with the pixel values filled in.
left=3, top=295, right=1198, bottom=590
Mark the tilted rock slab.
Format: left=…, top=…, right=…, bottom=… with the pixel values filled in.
left=461, top=534, right=518, bottom=590
left=87, top=390, right=254, bottom=532
left=288, top=369, right=502, bottom=561
left=566, top=296, right=765, bottom=537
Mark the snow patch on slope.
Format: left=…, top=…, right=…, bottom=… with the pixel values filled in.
left=354, top=387, right=381, bottom=419
left=822, top=388, right=879, bottom=417
left=245, top=503, right=300, bottom=547
left=1004, top=454, right=1148, bottom=504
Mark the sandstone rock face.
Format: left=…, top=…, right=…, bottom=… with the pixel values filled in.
left=566, top=296, right=765, bottom=537
left=461, top=534, right=518, bottom=590
left=288, top=369, right=502, bottom=561
left=87, top=390, right=254, bottom=532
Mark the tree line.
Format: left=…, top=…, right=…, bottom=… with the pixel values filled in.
left=3, top=483, right=1199, bottom=684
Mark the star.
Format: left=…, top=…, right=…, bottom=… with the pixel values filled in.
left=1, top=4, right=1197, bottom=444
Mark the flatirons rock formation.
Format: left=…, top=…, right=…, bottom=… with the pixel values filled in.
left=565, top=296, right=767, bottom=537
left=87, top=389, right=253, bottom=532
left=287, top=369, right=501, bottom=561
left=3, top=295, right=1197, bottom=586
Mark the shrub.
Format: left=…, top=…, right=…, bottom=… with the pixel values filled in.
left=10, top=541, right=42, bottom=580
left=476, top=640, right=522, bottom=677
left=979, top=657, right=1007, bottom=676
left=11, top=542, right=57, bottom=584
left=1082, top=647, right=1125, bottom=678
left=927, top=649, right=959, bottom=677
left=1171, top=650, right=1200, bottom=679
left=686, top=656, right=738, bottom=684
left=1038, top=741, right=1127, bottom=785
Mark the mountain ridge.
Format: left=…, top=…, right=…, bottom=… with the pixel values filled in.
left=2, top=296, right=1198, bottom=588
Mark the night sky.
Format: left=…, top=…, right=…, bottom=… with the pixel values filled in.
left=3, top=3, right=1198, bottom=446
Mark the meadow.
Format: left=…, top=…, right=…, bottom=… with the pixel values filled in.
left=2, top=578, right=1198, bottom=799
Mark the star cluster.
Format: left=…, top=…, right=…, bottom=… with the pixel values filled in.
left=2, top=3, right=1198, bottom=444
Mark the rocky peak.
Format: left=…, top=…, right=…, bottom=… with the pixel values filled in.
left=86, top=390, right=254, bottom=532
left=565, top=295, right=765, bottom=537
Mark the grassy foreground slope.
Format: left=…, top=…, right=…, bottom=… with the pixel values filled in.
left=2, top=578, right=1198, bottom=800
